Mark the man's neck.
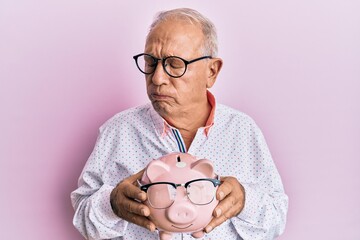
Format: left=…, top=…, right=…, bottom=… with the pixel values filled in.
left=164, top=100, right=212, bottom=150
left=166, top=102, right=211, bottom=131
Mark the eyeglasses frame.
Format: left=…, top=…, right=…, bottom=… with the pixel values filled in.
left=133, top=53, right=212, bottom=78
left=139, top=177, right=221, bottom=209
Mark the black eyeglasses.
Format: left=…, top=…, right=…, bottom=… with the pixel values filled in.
left=138, top=178, right=220, bottom=209
left=133, top=53, right=212, bottom=78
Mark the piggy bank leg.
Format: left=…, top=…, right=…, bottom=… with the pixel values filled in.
left=159, top=231, right=173, bottom=240
left=191, top=230, right=205, bottom=239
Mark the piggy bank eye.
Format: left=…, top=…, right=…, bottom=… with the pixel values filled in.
left=186, top=180, right=216, bottom=205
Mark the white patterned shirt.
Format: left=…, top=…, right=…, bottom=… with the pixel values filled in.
left=71, top=92, right=288, bottom=240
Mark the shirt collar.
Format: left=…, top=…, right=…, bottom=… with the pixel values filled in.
left=150, top=90, right=216, bottom=137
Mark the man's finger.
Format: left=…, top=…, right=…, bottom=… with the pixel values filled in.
left=216, top=176, right=234, bottom=200
left=122, top=182, right=147, bottom=201
left=205, top=214, right=229, bottom=233
left=127, top=213, right=156, bottom=232
left=119, top=169, right=147, bottom=201
left=128, top=169, right=146, bottom=183
left=122, top=197, right=150, bottom=216
left=213, top=194, right=236, bottom=218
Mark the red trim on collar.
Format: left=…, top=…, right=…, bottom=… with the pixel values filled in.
left=204, top=91, right=216, bottom=136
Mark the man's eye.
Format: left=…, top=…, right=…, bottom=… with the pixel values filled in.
left=167, top=59, right=183, bottom=68
left=170, top=63, right=182, bottom=69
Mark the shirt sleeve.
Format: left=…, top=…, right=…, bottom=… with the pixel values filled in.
left=230, top=120, right=289, bottom=240
left=70, top=125, right=128, bottom=240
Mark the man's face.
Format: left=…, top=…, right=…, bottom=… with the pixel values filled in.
left=144, top=19, right=213, bottom=119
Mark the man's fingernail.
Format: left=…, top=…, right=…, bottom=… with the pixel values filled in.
left=205, top=226, right=213, bottom=233
left=138, top=192, right=145, bottom=200
left=219, top=191, right=225, bottom=200
left=215, top=208, right=222, bottom=217
left=147, top=224, right=155, bottom=232
left=141, top=208, right=148, bottom=216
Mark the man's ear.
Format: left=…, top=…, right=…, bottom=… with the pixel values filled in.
left=206, top=58, right=223, bottom=88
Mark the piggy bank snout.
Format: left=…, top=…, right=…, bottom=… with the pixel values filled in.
left=166, top=204, right=198, bottom=224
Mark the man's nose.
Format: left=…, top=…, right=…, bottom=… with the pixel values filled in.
left=151, top=62, right=170, bottom=85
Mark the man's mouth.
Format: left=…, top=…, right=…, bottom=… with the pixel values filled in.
left=151, top=93, right=170, bottom=100
left=171, top=224, right=193, bottom=229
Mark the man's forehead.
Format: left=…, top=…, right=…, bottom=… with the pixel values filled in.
left=145, top=20, right=203, bottom=55
left=151, top=17, right=201, bottom=31
left=147, top=19, right=202, bottom=40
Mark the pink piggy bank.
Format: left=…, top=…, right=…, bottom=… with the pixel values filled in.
left=139, top=152, right=220, bottom=240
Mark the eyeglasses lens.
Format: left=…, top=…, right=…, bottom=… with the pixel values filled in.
left=147, top=183, right=176, bottom=209
left=187, top=180, right=216, bottom=205
left=164, top=57, right=186, bottom=77
left=136, top=55, right=156, bottom=74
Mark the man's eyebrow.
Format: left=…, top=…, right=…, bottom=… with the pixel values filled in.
left=145, top=53, right=178, bottom=59
left=143, top=53, right=160, bottom=59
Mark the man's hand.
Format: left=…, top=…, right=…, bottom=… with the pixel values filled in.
left=110, top=170, right=156, bottom=232
left=205, top=176, right=245, bottom=233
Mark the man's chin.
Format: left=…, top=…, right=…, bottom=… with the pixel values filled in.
left=151, top=101, right=171, bottom=117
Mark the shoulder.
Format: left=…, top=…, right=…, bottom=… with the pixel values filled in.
left=99, top=103, right=152, bottom=132
left=216, top=104, right=257, bottom=127
left=214, top=104, right=268, bottom=144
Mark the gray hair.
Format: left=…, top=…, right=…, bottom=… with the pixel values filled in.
left=147, top=8, right=218, bottom=57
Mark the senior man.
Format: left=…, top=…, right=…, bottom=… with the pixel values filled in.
left=71, top=8, right=288, bottom=240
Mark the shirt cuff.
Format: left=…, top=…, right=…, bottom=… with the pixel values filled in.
left=89, top=184, right=127, bottom=230
left=237, top=183, right=258, bottom=221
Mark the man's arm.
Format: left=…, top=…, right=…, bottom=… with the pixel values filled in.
left=71, top=172, right=126, bottom=239
left=70, top=124, right=155, bottom=239
left=206, top=176, right=288, bottom=239
left=71, top=164, right=155, bottom=239
left=205, top=120, right=288, bottom=239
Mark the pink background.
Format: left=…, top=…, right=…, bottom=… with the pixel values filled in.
left=1, top=0, right=359, bottom=239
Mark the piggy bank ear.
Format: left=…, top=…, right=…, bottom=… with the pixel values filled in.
left=190, top=159, right=214, bottom=177
left=146, top=160, right=170, bottom=182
